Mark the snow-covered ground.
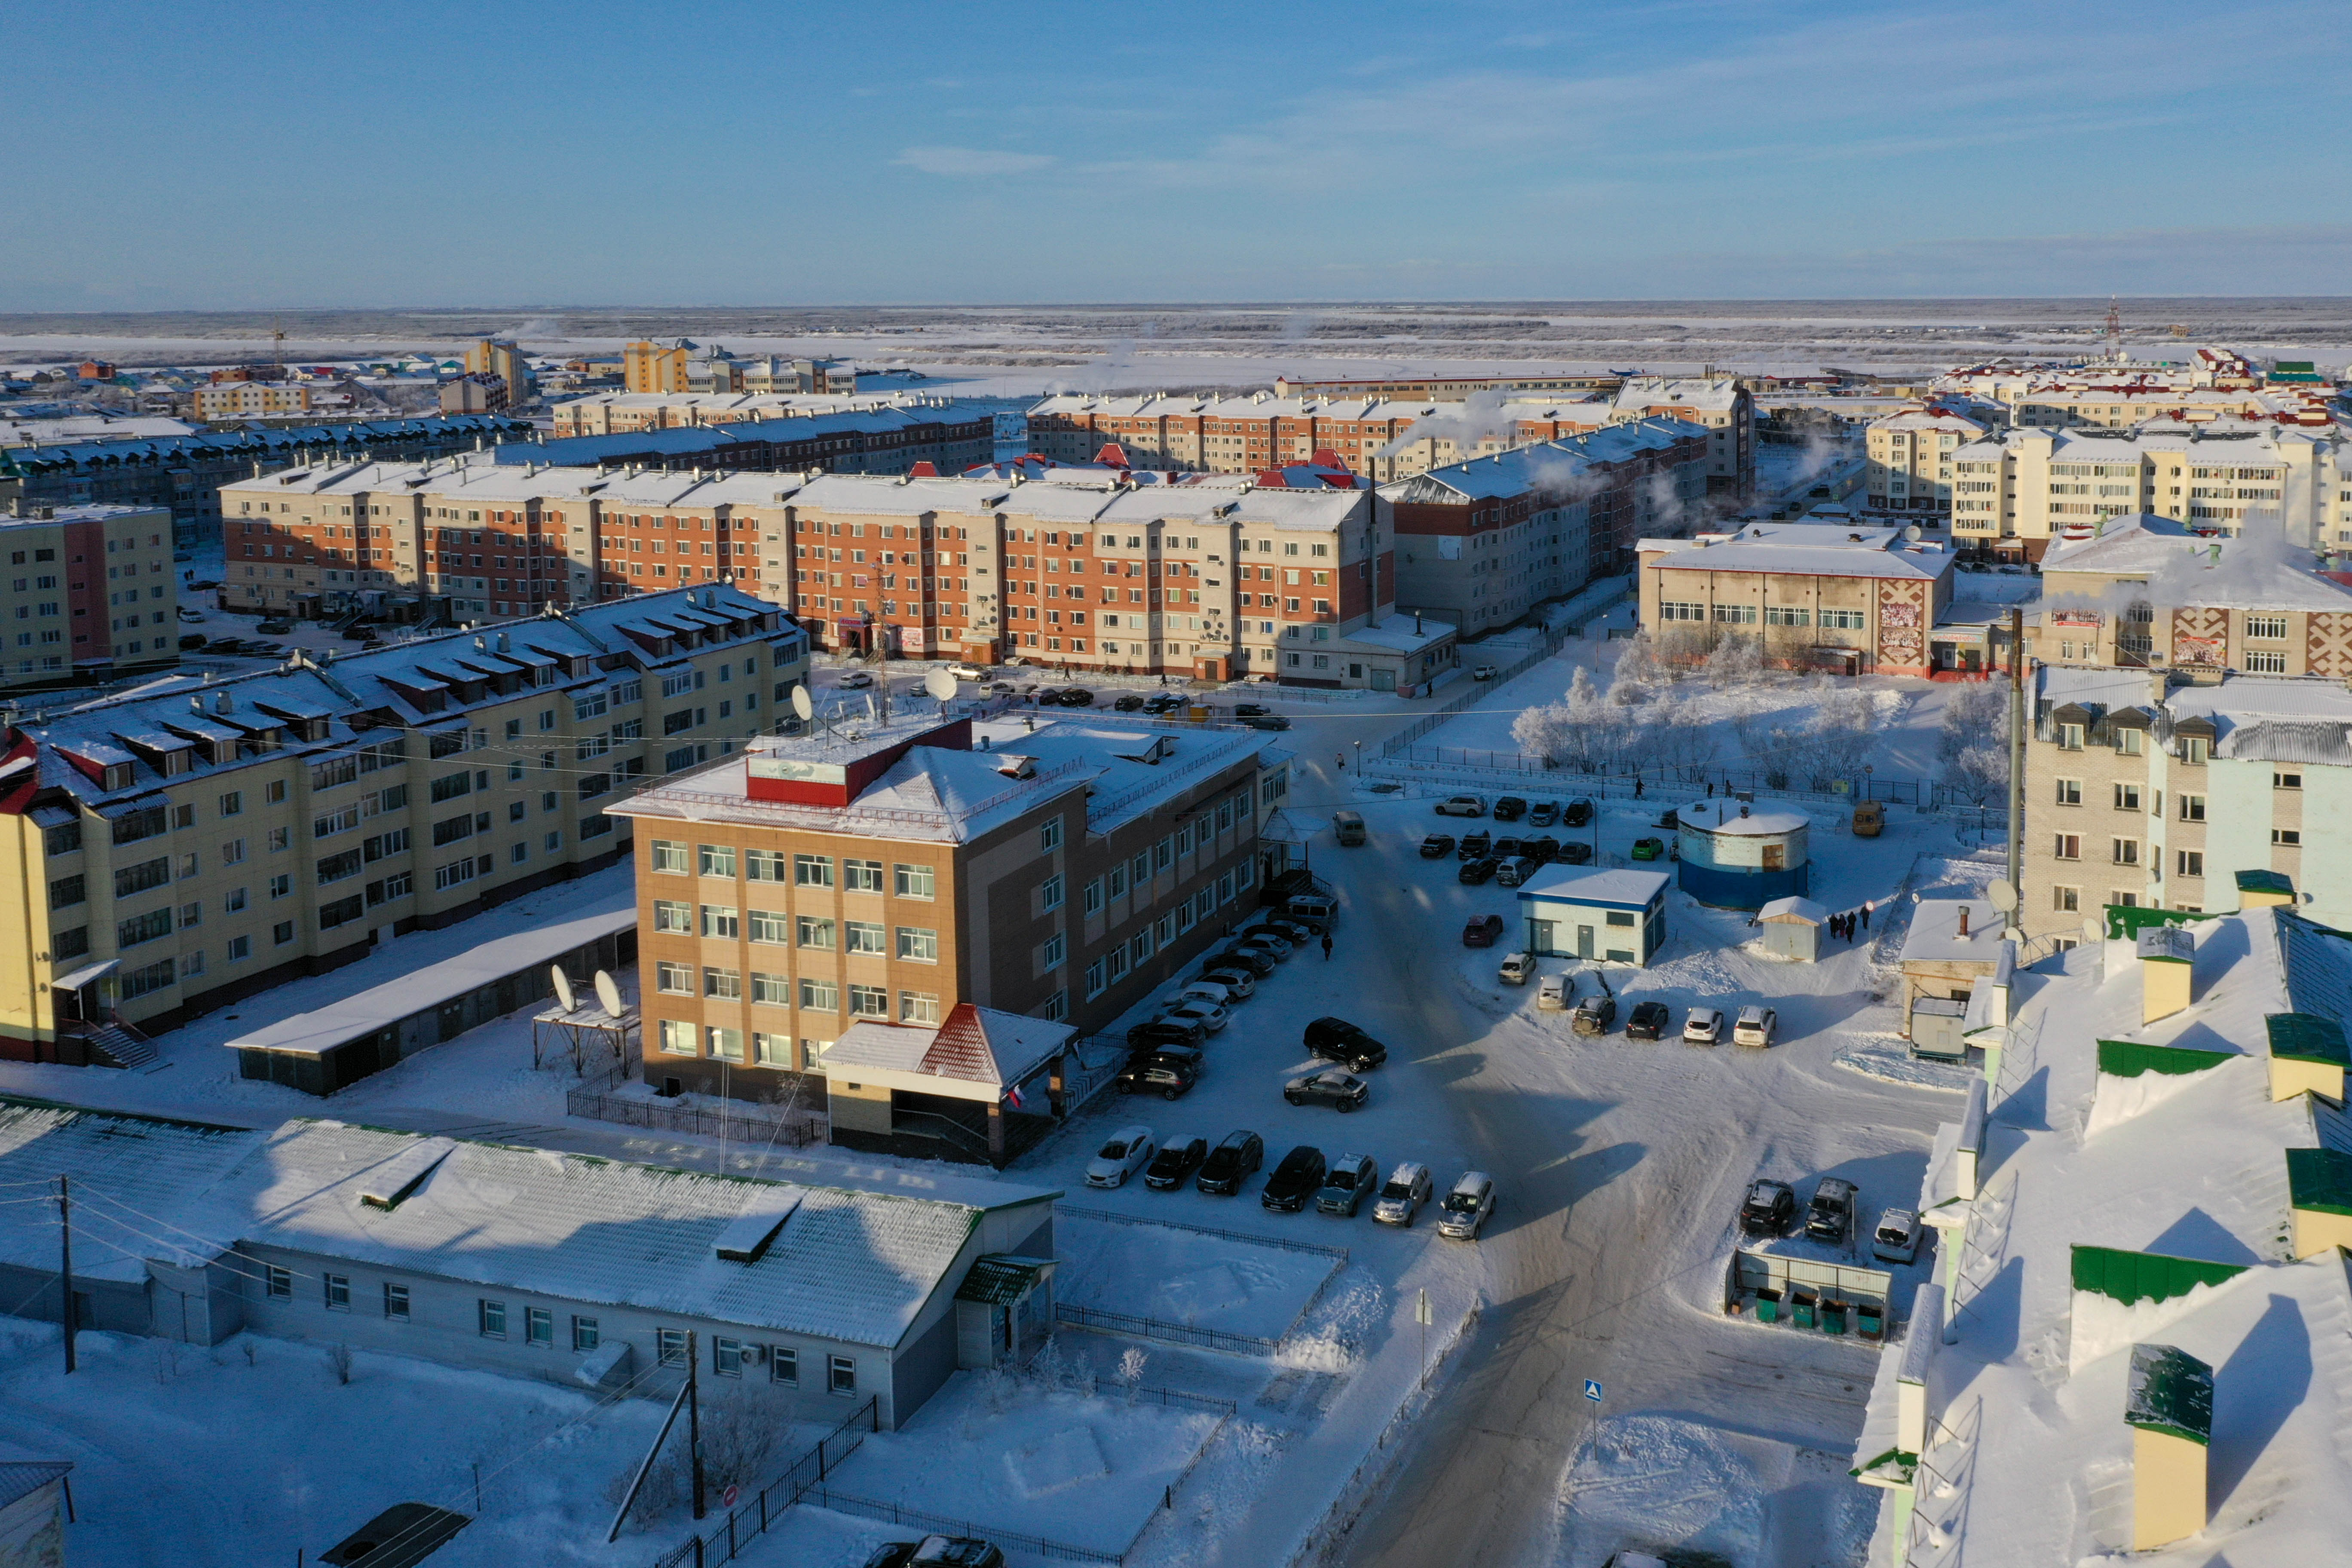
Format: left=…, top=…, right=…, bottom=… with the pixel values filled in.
left=1056, top=1212, right=1341, bottom=1344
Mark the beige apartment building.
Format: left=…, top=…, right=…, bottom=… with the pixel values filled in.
left=2028, top=514, right=2352, bottom=675
left=1864, top=407, right=1994, bottom=515
left=552, top=391, right=905, bottom=437
left=0, top=585, right=808, bottom=1061
left=191, top=383, right=312, bottom=422
left=0, top=502, right=179, bottom=691
left=605, top=710, right=1282, bottom=1116
left=621, top=341, right=854, bottom=399
left=2021, top=666, right=2352, bottom=940
left=1947, top=425, right=2346, bottom=559
left=1637, top=522, right=1959, bottom=676
left=1608, top=378, right=1756, bottom=505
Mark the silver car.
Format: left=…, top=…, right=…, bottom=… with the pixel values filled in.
left=1437, top=1171, right=1497, bottom=1240
left=1372, top=1161, right=1434, bottom=1227
left=1084, top=1125, right=1158, bottom=1189
left=1872, top=1208, right=1923, bottom=1264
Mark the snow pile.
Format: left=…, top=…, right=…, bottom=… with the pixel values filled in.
left=1274, top=1274, right=1386, bottom=1376
left=2081, top=1056, right=2230, bottom=1139
left=1055, top=1213, right=1341, bottom=1343
left=2066, top=1276, right=2237, bottom=1375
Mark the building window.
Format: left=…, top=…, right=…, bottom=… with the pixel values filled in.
left=799, top=978, right=839, bottom=1012
left=796, top=915, right=836, bottom=950
left=1040, top=818, right=1063, bottom=853
left=2275, top=771, right=2302, bottom=791
left=657, top=961, right=693, bottom=994
left=843, top=858, right=884, bottom=892
left=384, top=1283, right=410, bottom=1321
left=713, top=1337, right=744, bottom=1377
left=704, top=967, right=742, bottom=1000
left=572, top=1315, right=600, bottom=1353
left=1040, top=873, right=1063, bottom=913
left=2054, top=779, right=2081, bottom=806
left=794, top=853, right=834, bottom=888
left=2112, top=783, right=2141, bottom=812
left=478, top=1299, right=508, bottom=1339
left=2052, top=885, right=2079, bottom=913
left=2273, top=828, right=2303, bottom=846
left=653, top=899, right=692, bottom=934
left=658, top=1019, right=697, bottom=1055
left=845, top=920, right=886, bottom=955
left=848, top=983, right=889, bottom=1017
left=1042, top=932, right=1066, bottom=971
left=698, top=844, right=736, bottom=878
left=2058, top=723, right=2084, bottom=750
left=2111, top=891, right=2140, bottom=909
left=526, top=1306, right=554, bottom=1347
left=894, top=863, right=934, bottom=898
left=707, top=1027, right=744, bottom=1062
left=2111, top=838, right=2139, bottom=866
left=897, top=927, right=938, bottom=962
left=900, top=991, right=940, bottom=1024
left=2177, top=850, right=2204, bottom=878
left=2053, top=834, right=2081, bottom=861
left=2245, top=650, right=2288, bottom=674
left=651, top=839, right=688, bottom=873
left=751, top=971, right=790, bottom=1005
left=324, top=1274, right=350, bottom=1311
left=700, top=904, right=738, bottom=938
left=2179, top=737, right=2209, bottom=765
left=747, top=849, right=787, bottom=882
left=2180, top=794, right=2206, bottom=821
left=828, top=1354, right=857, bottom=1395
left=2245, top=614, right=2289, bottom=640
left=657, top=1328, right=689, bottom=1366
left=771, top=1346, right=799, bottom=1385
left=266, top=1265, right=292, bottom=1300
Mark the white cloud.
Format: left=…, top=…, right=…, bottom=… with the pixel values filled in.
left=894, top=145, right=1054, bottom=177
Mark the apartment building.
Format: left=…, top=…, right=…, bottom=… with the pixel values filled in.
left=1863, top=407, right=1994, bottom=514
left=1637, top=522, right=1958, bottom=676
left=1274, top=373, right=1621, bottom=400
left=1608, top=378, right=1755, bottom=505
left=0, top=503, right=178, bottom=691
left=1947, top=424, right=2346, bottom=559
left=1379, top=420, right=1711, bottom=635
left=551, top=391, right=903, bottom=437
left=190, top=383, right=312, bottom=422
left=462, top=337, right=530, bottom=405
left=622, top=340, right=854, bottom=398
left=2029, top=514, right=2352, bottom=674
left=605, top=710, right=1283, bottom=1109
left=521, top=404, right=994, bottom=478
left=0, top=585, right=808, bottom=1058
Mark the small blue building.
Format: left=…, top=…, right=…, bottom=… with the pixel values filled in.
left=1517, top=866, right=1671, bottom=965
left=1676, top=800, right=1811, bottom=909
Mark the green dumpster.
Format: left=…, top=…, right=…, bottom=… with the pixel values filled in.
left=1857, top=1304, right=1884, bottom=1341
left=1792, top=1290, right=1817, bottom=1330
left=1821, top=1299, right=1847, bottom=1335
left=1755, top=1290, right=1781, bottom=1323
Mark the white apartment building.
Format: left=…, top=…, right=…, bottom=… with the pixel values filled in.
left=1863, top=407, right=1994, bottom=515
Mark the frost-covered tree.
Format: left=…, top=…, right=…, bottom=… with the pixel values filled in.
left=1701, top=633, right=1765, bottom=691
left=1613, top=631, right=1669, bottom=691
left=1808, top=686, right=1881, bottom=781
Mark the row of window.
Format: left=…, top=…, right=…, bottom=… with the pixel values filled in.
left=651, top=842, right=937, bottom=897
left=652, top=902, right=940, bottom=958
left=2052, top=830, right=2300, bottom=864
left=260, top=1266, right=856, bottom=1390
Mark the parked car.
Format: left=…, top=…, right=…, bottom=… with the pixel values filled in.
left=1113, top=694, right=1148, bottom=711
left=175, top=607, right=205, bottom=624
left=838, top=670, right=874, bottom=689
left=1260, top=916, right=1319, bottom=946
left=1556, top=841, right=1594, bottom=866
left=1626, top=1000, right=1670, bottom=1040
left=1142, top=692, right=1185, bottom=713
left=1057, top=687, right=1097, bottom=707
left=178, top=633, right=208, bottom=650
left=1373, top=1161, right=1435, bottom=1226
left=1498, top=952, right=1536, bottom=986
left=1461, top=913, right=1506, bottom=947
left=1128, top=1017, right=1206, bottom=1052
left=256, top=618, right=294, bottom=635
left=1456, top=832, right=1492, bottom=860
left=1655, top=807, right=1679, bottom=830
left=1304, top=1017, right=1388, bottom=1071
left=1332, top=811, right=1367, bottom=846
left=1236, top=931, right=1293, bottom=962
left=863, top=1536, right=1006, bottom=1568
left=1032, top=687, right=1066, bottom=706
left=986, top=680, right=1018, bottom=696
left=1524, top=836, right=1561, bottom=864
left=1733, top=1005, right=1778, bottom=1048
left=1538, top=973, right=1573, bottom=1012
left=1210, top=945, right=1277, bottom=977
left=1196, top=1130, right=1266, bottom=1195
left=1526, top=800, right=1560, bottom=827
left=1317, top=1153, right=1379, bottom=1217
left=1683, top=1007, right=1725, bottom=1045
left=1261, top=1145, right=1328, bottom=1212
left=1496, top=856, right=1542, bottom=888
left=1179, top=980, right=1239, bottom=1011
left=1285, top=1069, right=1369, bottom=1111
left=1492, top=796, right=1528, bottom=822
left=1117, top=1056, right=1197, bottom=1100
left=1738, top=1178, right=1795, bottom=1237
left=1143, top=1136, right=1209, bottom=1190
left=946, top=664, right=991, bottom=682
left=1419, top=833, right=1457, bottom=859
left=1490, top=836, right=1526, bottom=861
left=1434, top=795, right=1486, bottom=818
left=1571, top=989, right=1617, bottom=1037
left=1806, top=1177, right=1859, bottom=1244
left=1437, top=1171, right=1497, bottom=1239
left=1286, top=893, right=1339, bottom=925
left=1471, top=664, right=1500, bottom=680
left=1852, top=799, right=1885, bottom=838
left=1158, top=998, right=1229, bottom=1035
left=1239, top=714, right=1292, bottom=730
left=1084, top=1126, right=1158, bottom=1188
left=1630, top=837, right=1665, bottom=861
left=1563, top=799, right=1594, bottom=827
left=1197, top=963, right=1257, bottom=999
left=1232, top=703, right=1271, bottom=717
left=1872, top=1208, right=1923, bottom=1264
left=1457, top=857, right=1498, bottom=886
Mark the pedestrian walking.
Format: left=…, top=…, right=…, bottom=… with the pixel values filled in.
left=1321, top=933, right=1334, bottom=961
left=1862, top=902, right=1871, bottom=931
left=1633, top=777, right=1645, bottom=799
left=1335, top=752, right=1346, bottom=771
left=1706, top=781, right=1714, bottom=798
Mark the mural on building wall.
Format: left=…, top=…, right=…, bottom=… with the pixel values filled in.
left=2174, top=606, right=2229, bottom=667
left=2307, top=612, right=2352, bottom=680
left=1877, top=585, right=1925, bottom=669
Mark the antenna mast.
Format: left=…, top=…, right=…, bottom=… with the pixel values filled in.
left=2103, top=298, right=2123, bottom=363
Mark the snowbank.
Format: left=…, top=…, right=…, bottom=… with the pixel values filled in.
left=1055, top=1213, right=1342, bottom=1345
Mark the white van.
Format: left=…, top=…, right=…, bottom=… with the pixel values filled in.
left=1538, top=974, right=1572, bottom=1011
left=1287, top=893, right=1338, bottom=926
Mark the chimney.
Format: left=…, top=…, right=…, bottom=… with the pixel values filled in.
left=2236, top=869, right=2295, bottom=909
left=2138, top=925, right=2194, bottom=1023
left=2267, top=1011, right=2349, bottom=1104
left=2125, top=1344, right=2212, bottom=1551
left=1957, top=905, right=1970, bottom=938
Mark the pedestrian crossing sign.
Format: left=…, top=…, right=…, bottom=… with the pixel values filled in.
left=1584, top=1379, right=1603, bottom=1403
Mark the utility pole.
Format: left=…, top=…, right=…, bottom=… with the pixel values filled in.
left=687, top=1329, right=706, bottom=1521
left=2006, top=606, right=2026, bottom=934
left=58, top=1176, right=75, bottom=1374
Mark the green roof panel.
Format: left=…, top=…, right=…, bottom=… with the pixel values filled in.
left=2236, top=868, right=2295, bottom=897
left=2125, top=1343, right=2215, bottom=1445
left=2287, top=1147, right=2352, bottom=1216
left=2268, top=1013, right=2352, bottom=1068
left=2070, top=1245, right=2248, bottom=1307
left=954, top=1254, right=1050, bottom=1306
left=2103, top=904, right=2220, bottom=942
left=2097, top=1039, right=2234, bottom=1078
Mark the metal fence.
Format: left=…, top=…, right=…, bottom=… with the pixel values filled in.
left=796, top=1489, right=1123, bottom=1565
left=1055, top=1302, right=1281, bottom=1355
left=649, top=1398, right=877, bottom=1568
left=568, top=1089, right=825, bottom=1149
left=1382, top=623, right=1575, bottom=757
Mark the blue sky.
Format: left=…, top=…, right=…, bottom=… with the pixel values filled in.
left=10, top=0, right=2351, bottom=308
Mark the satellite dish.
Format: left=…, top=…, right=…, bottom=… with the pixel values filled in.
left=923, top=669, right=958, bottom=701
left=594, top=970, right=623, bottom=1019
left=790, top=684, right=814, bottom=722
left=551, top=966, right=576, bottom=1014
left=1987, top=881, right=2019, bottom=913
left=2081, top=916, right=2106, bottom=942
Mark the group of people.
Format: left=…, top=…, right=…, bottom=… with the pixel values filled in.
left=1828, top=903, right=1872, bottom=942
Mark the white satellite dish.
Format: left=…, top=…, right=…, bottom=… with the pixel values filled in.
left=790, top=684, right=815, bottom=722
left=594, top=970, right=623, bottom=1019
left=923, top=668, right=958, bottom=702
left=1987, top=881, right=2019, bottom=913
left=551, top=966, right=576, bottom=1014
left=2081, top=916, right=2106, bottom=942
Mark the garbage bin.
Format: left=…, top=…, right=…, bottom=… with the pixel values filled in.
left=1821, top=1299, right=1848, bottom=1335
left=1857, top=1303, right=1884, bottom=1341
left=1791, top=1289, right=1817, bottom=1330
left=1755, top=1289, right=1781, bottom=1324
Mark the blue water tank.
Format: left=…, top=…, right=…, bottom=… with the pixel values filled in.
left=1675, top=799, right=1812, bottom=909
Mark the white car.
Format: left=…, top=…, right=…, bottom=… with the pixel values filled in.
left=1084, top=1125, right=1158, bottom=1188
left=1498, top=952, right=1534, bottom=986
left=1238, top=931, right=1294, bottom=962
left=838, top=671, right=874, bottom=689
left=1733, top=1005, right=1778, bottom=1048
left=1437, top=1171, right=1497, bottom=1239
left=1372, top=1161, right=1434, bottom=1226
left=1159, top=998, right=1229, bottom=1035
left=1872, top=1208, right=1923, bottom=1264
left=1179, top=980, right=1239, bottom=1010
left=1196, top=964, right=1257, bottom=999
left=1538, top=974, right=1572, bottom=1012
left=1472, top=665, right=1500, bottom=680
left=1683, top=1007, right=1725, bottom=1045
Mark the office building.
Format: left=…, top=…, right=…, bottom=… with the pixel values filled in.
left=1637, top=521, right=1959, bottom=675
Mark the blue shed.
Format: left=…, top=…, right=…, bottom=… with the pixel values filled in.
left=1676, top=800, right=1812, bottom=909
left=1517, top=866, right=1671, bottom=965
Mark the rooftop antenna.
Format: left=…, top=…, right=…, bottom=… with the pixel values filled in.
left=2104, top=298, right=2123, bottom=363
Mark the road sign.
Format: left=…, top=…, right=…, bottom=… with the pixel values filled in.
left=1415, top=1289, right=1433, bottom=1327
left=722, top=1484, right=739, bottom=1510
left=1584, top=1379, right=1604, bottom=1403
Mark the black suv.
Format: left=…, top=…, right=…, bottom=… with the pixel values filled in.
left=1128, top=1018, right=1205, bottom=1052
left=1492, top=796, right=1528, bottom=822
left=1491, top=836, right=1525, bottom=861
left=1456, top=831, right=1492, bottom=861
left=1457, top=857, right=1498, bottom=885
left=1261, top=1145, right=1327, bottom=1212
left=1143, top=1136, right=1208, bottom=1189
left=1626, top=1001, right=1671, bottom=1040
left=1419, top=833, right=1456, bottom=859
left=1740, top=1179, right=1796, bottom=1237
left=1196, top=1130, right=1265, bottom=1194
left=1118, top=1056, right=1197, bottom=1100
left=1563, top=799, right=1594, bottom=827
left=1304, top=1017, right=1388, bottom=1071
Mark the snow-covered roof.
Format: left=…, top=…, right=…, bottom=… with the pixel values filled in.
left=1516, top=865, right=1670, bottom=908
left=1376, top=420, right=1706, bottom=506
left=1642, top=521, right=1957, bottom=583
left=820, top=1003, right=1074, bottom=1102
left=1859, top=907, right=2352, bottom=1562
left=1897, top=899, right=2006, bottom=966
left=2040, top=515, right=2352, bottom=612
left=1677, top=800, right=1810, bottom=837
left=1757, top=896, right=1827, bottom=924
left=1613, top=377, right=1742, bottom=414
left=0, top=1102, right=263, bottom=1281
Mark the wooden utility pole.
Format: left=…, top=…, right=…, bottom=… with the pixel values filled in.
left=687, top=1330, right=706, bottom=1521
left=59, top=1176, right=75, bottom=1374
